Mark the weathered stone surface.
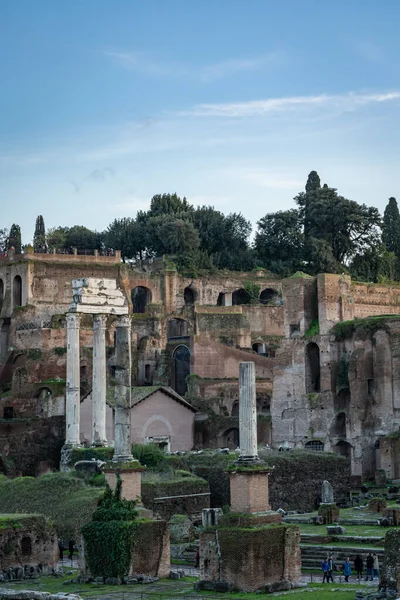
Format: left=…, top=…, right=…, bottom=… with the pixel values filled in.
left=321, top=480, right=334, bottom=504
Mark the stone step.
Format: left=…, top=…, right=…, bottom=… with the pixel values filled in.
left=300, top=545, right=384, bottom=555
left=301, top=534, right=384, bottom=546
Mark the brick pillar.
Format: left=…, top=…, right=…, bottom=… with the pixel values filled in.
left=229, top=469, right=271, bottom=513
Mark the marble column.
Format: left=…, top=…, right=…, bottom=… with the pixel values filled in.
left=238, top=361, right=259, bottom=462
left=66, top=313, right=81, bottom=446
left=113, top=315, right=133, bottom=461
left=92, top=314, right=108, bottom=446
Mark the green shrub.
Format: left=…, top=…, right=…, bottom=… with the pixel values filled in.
left=131, top=443, right=166, bottom=469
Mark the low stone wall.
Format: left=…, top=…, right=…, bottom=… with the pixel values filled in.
left=131, top=520, right=170, bottom=578
left=142, top=477, right=210, bottom=519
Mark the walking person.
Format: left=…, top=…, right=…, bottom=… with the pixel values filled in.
left=321, top=558, right=329, bottom=583
left=366, top=552, right=374, bottom=581
left=343, top=557, right=351, bottom=582
left=327, top=555, right=334, bottom=582
left=354, top=555, right=363, bottom=580
left=373, top=553, right=380, bottom=581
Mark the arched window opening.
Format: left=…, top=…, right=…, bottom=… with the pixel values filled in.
left=223, top=428, right=239, bottom=449
left=21, top=537, right=32, bottom=555
left=173, top=345, right=190, bottom=397
left=332, top=412, right=346, bottom=438
left=252, top=342, right=268, bottom=356
left=305, top=342, right=320, bottom=393
left=13, top=275, right=22, bottom=308
left=334, top=440, right=352, bottom=458
left=231, top=401, right=239, bottom=417
left=217, top=292, right=226, bottom=306
left=305, top=440, right=324, bottom=452
left=232, top=289, right=250, bottom=305
left=131, top=286, right=152, bottom=314
left=260, top=288, right=278, bottom=305
left=184, top=287, right=195, bottom=305
left=167, top=318, right=188, bottom=339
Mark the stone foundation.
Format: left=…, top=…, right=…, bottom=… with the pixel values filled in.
left=381, top=529, right=400, bottom=593
left=317, top=503, right=339, bottom=524
left=131, top=520, right=170, bottom=578
left=200, top=524, right=301, bottom=592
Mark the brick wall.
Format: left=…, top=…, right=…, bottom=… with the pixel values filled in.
left=131, top=520, right=170, bottom=578
left=0, top=515, right=58, bottom=570
left=230, top=471, right=270, bottom=513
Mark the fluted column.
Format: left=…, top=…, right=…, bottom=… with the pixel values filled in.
left=113, top=315, right=133, bottom=461
left=238, top=361, right=259, bottom=462
left=92, top=314, right=108, bottom=446
left=66, top=313, right=81, bottom=446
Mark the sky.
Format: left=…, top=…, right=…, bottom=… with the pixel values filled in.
left=1, top=0, right=400, bottom=243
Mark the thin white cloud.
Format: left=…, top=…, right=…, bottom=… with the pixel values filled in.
left=105, top=50, right=281, bottom=81
left=185, top=91, right=400, bottom=117
left=226, top=168, right=304, bottom=190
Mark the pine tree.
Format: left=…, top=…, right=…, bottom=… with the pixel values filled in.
left=33, top=215, right=46, bottom=252
left=382, top=197, right=400, bottom=256
left=7, top=224, right=22, bottom=254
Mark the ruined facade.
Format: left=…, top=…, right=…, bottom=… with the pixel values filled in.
left=1, top=249, right=400, bottom=478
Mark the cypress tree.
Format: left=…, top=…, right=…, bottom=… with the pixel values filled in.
left=304, top=170, right=321, bottom=238
left=7, top=224, right=22, bottom=254
left=382, top=197, right=400, bottom=256
left=33, top=215, right=46, bottom=252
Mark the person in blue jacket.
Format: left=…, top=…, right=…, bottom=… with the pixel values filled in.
left=343, top=557, right=352, bottom=582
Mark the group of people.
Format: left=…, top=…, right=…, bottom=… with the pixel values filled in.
left=321, top=552, right=379, bottom=583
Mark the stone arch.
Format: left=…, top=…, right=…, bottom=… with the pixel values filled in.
left=131, top=286, right=152, bottom=313
left=12, top=366, right=29, bottom=396
left=305, top=440, right=324, bottom=452
left=231, top=401, right=239, bottom=417
left=184, top=286, right=196, bottom=305
left=222, top=427, right=239, bottom=449
left=167, top=318, right=188, bottom=339
left=252, top=342, right=268, bottom=356
left=232, top=289, right=250, bottom=305
left=13, top=275, right=22, bottom=308
left=172, top=345, right=190, bottom=396
left=259, top=288, right=278, bottom=305
left=334, top=440, right=352, bottom=458
left=305, top=342, right=320, bottom=393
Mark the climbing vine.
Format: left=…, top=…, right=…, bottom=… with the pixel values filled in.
left=82, top=477, right=138, bottom=579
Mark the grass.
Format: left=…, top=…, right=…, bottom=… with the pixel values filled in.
left=298, top=523, right=385, bottom=537
left=3, top=575, right=375, bottom=600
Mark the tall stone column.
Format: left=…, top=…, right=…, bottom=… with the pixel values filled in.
left=238, top=361, right=259, bottom=462
left=113, top=315, right=133, bottom=461
left=92, top=314, right=108, bottom=446
left=66, top=313, right=81, bottom=446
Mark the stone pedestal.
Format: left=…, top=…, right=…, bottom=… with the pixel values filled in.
left=317, top=503, right=339, bottom=524
left=104, top=463, right=144, bottom=503
left=229, top=469, right=271, bottom=513
left=65, top=313, right=81, bottom=446
left=92, top=314, right=108, bottom=446
left=238, top=362, right=259, bottom=462
left=113, top=315, right=133, bottom=461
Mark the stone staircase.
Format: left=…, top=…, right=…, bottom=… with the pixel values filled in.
left=300, top=544, right=385, bottom=571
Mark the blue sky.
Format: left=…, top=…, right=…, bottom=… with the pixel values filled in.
left=2, top=0, right=400, bottom=243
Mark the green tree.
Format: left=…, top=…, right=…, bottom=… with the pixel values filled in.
left=148, top=193, right=194, bottom=219
left=105, top=218, right=146, bottom=262
left=147, top=216, right=200, bottom=255
left=295, top=170, right=321, bottom=238
left=65, top=226, right=103, bottom=251
left=7, top=224, right=22, bottom=254
left=254, top=209, right=304, bottom=275
left=33, top=215, right=46, bottom=252
left=46, top=226, right=69, bottom=251
left=382, top=197, right=400, bottom=256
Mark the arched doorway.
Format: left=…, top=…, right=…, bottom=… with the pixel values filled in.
left=260, top=288, right=278, bottom=304
left=252, top=342, right=268, bottom=356
left=222, top=428, right=239, bottom=449
left=13, top=275, right=22, bottom=308
left=131, top=286, right=152, bottom=313
left=167, top=318, right=188, bottom=339
left=173, top=345, right=190, bottom=396
left=305, top=342, right=320, bottom=392
left=184, top=287, right=196, bottom=305
left=232, top=289, right=250, bottom=305
left=231, top=401, right=239, bottom=417
left=334, top=440, right=352, bottom=458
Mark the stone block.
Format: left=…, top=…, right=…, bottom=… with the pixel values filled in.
left=384, top=508, right=400, bottom=526
left=263, top=580, right=291, bottom=593
left=229, top=469, right=271, bottom=513
left=311, top=516, right=324, bottom=525
left=317, top=503, right=339, bottom=524
left=326, top=525, right=346, bottom=535
left=368, top=498, right=387, bottom=513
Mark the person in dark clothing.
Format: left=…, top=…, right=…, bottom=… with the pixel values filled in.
left=58, top=540, right=63, bottom=561
left=354, top=555, right=363, bottom=580
left=366, top=553, right=374, bottom=581
left=68, top=540, right=75, bottom=560
left=321, top=558, right=329, bottom=583
left=327, top=555, right=334, bottom=582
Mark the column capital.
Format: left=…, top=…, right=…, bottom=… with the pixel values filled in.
left=93, top=313, right=108, bottom=330
left=117, top=314, right=131, bottom=328
left=66, top=312, right=81, bottom=328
